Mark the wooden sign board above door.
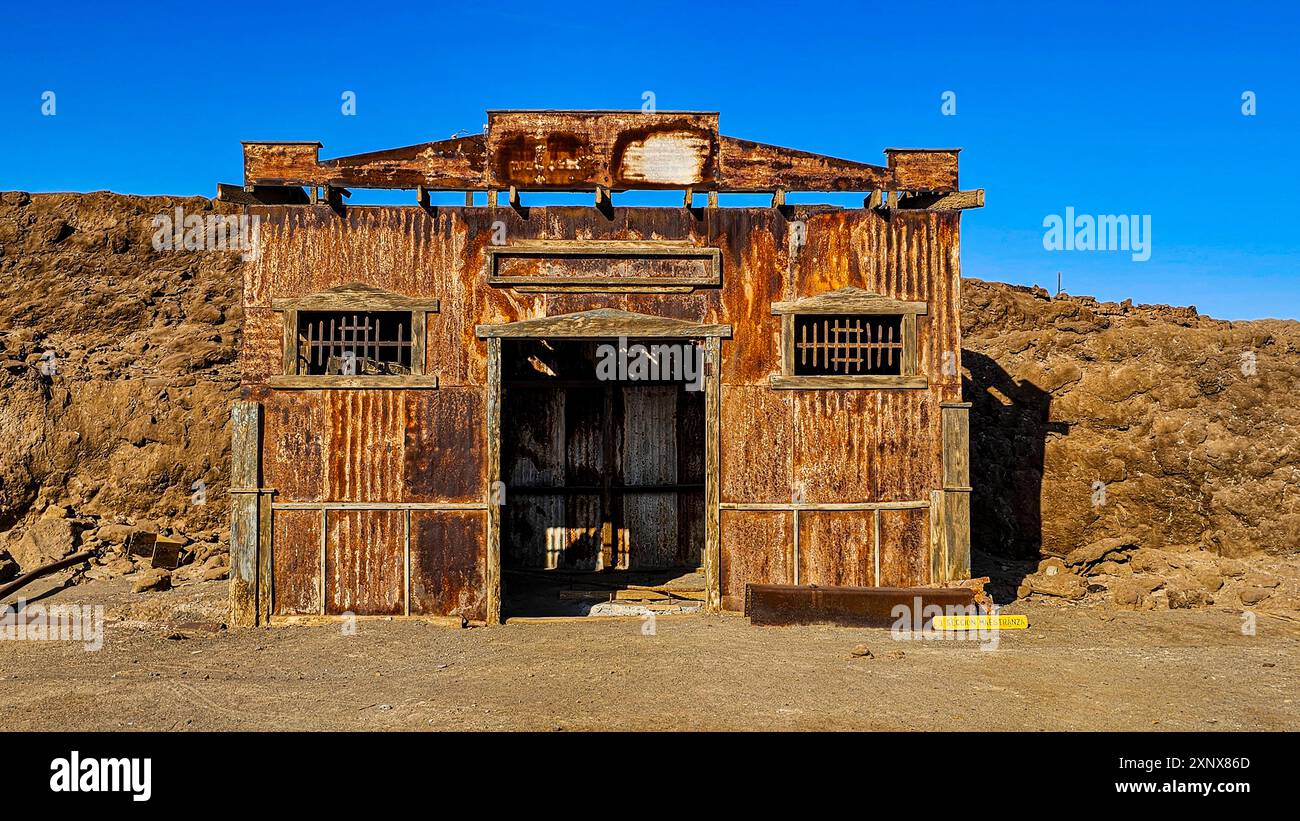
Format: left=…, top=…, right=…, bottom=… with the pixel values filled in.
left=483, top=240, right=722, bottom=291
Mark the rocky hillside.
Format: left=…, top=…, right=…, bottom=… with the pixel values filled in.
left=0, top=192, right=1295, bottom=609
left=0, top=191, right=241, bottom=583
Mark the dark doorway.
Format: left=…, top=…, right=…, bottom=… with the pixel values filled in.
left=499, top=338, right=706, bottom=617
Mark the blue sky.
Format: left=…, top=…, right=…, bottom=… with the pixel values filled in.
left=3, top=1, right=1297, bottom=319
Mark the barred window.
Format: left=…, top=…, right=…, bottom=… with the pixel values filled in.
left=792, top=314, right=903, bottom=376
left=269, top=284, right=439, bottom=389
left=770, top=288, right=927, bottom=390
left=296, top=311, right=414, bottom=376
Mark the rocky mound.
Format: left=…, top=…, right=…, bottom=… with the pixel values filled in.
left=0, top=191, right=241, bottom=588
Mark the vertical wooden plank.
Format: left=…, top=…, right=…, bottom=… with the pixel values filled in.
left=780, top=313, right=795, bottom=376
left=704, top=336, right=721, bottom=612
left=229, top=401, right=261, bottom=627
left=622, top=385, right=678, bottom=569
left=412, top=309, right=427, bottom=376
left=872, top=508, right=881, bottom=587
left=404, top=508, right=411, bottom=616
left=257, top=491, right=273, bottom=624
left=281, top=309, right=297, bottom=375
left=944, top=492, right=971, bottom=581
left=485, top=336, right=502, bottom=625
left=941, top=402, right=971, bottom=580
left=929, top=490, right=945, bottom=584
left=902, top=312, right=918, bottom=376
left=319, top=508, right=327, bottom=614
left=941, top=402, right=971, bottom=489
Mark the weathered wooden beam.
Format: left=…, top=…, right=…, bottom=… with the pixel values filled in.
left=485, top=337, right=503, bottom=625
left=476, top=308, right=732, bottom=339
left=704, top=336, right=722, bottom=613
left=769, top=374, right=929, bottom=390
left=896, top=189, right=984, bottom=211
left=229, top=401, right=262, bottom=627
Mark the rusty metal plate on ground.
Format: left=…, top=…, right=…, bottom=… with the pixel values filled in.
left=744, top=584, right=976, bottom=627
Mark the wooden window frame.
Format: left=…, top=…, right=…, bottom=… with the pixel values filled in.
left=769, top=288, right=928, bottom=390
left=268, top=284, right=440, bottom=389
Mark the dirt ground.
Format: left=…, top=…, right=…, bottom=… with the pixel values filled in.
left=1, top=574, right=1296, bottom=731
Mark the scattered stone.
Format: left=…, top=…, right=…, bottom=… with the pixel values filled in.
left=132, top=568, right=172, bottom=593
left=1217, top=559, right=1248, bottom=579
left=1090, top=560, right=1130, bottom=576
left=9, top=518, right=76, bottom=571
left=95, top=523, right=138, bottom=545
left=200, top=563, right=229, bottom=582
left=1112, top=578, right=1161, bottom=608
left=1239, top=587, right=1273, bottom=606
left=1022, top=570, right=1087, bottom=599
left=1038, top=557, right=1068, bottom=576
left=1244, top=573, right=1280, bottom=589
left=1065, top=536, right=1136, bottom=568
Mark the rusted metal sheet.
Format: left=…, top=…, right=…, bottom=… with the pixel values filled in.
left=410, top=510, right=486, bottom=620
left=720, top=385, right=792, bottom=503
left=797, top=510, right=875, bottom=587
left=261, top=392, right=325, bottom=502
left=326, top=510, right=404, bottom=615
left=403, top=388, right=484, bottom=503
left=324, top=389, right=405, bottom=502
left=487, top=110, right=720, bottom=190
left=878, top=507, right=929, bottom=587
left=719, top=510, right=792, bottom=611
left=272, top=509, right=322, bottom=615
left=745, top=584, right=976, bottom=627
left=243, top=142, right=322, bottom=186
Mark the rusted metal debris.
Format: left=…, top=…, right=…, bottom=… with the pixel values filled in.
left=744, top=584, right=977, bottom=628
left=126, top=533, right=187, bottom=570
left=0, top=549, right=99, bottom=604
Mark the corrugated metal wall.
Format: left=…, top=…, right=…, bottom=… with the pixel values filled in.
left=243, top=204, right=960, bottom=616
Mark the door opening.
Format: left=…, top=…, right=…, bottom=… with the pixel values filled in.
left=499, top=338, right=707, bottom=617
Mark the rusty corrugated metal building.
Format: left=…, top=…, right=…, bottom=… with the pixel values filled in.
left=225, top=110, right=982, bottom=625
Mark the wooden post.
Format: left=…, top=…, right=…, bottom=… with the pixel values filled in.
left=940, top=402, right=972, bottom=580
left=703, top=336, right=722, bottom=612
left=230, top=401, right=262, bottom=626
left=485, top=337, right=502, bottom=624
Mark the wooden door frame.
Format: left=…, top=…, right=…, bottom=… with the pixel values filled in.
left=477, top=310, right=731, bottom=623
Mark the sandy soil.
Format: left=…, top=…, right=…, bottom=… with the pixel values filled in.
left=0, top=575, right=1296, bottom=731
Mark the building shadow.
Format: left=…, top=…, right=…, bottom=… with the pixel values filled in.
left=962, top=350, right=1066, bottom=603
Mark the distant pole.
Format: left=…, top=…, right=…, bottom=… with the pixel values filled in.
left=1056, top=271, right=1062, bottom=296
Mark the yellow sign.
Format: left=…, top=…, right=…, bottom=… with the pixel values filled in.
left=931, top=614, right=1029, bottom=630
